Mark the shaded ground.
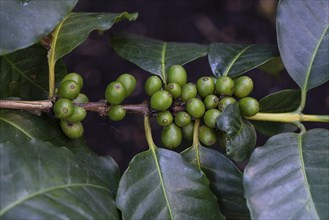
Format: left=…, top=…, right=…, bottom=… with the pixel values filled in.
left=63, top=0, right=329, bottom=171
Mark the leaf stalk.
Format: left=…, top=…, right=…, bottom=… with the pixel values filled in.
left=247, top=112, right=329, bottom=123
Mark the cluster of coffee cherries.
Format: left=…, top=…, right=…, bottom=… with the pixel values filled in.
left=53, top=73, right=89, bottom=139
left=145, top=65, right=259, bottom=149
left=104, top=73, right=137, bottom=121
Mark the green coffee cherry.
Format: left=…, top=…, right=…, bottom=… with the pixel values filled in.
left=145, top=76, right=163, bottom=96
left=215, top=76, right=235, bottom=96
left=174, top=111, right=191, bottom=128
left=204, top=109, right=221, bottom=128
left=186, top=98, right=206, bottom=118
left=167, top=65, right=187, bottom=86
left=66, top=106, right=87, bottom=122
left=238, top=97, right=259, bottom=117
left=204, top=94, right=219, bottom=109
left=182, top=122, right=194, bottom=140
left=197, top=76, right=215, bottom=98
left=105, top=81, right=126, bottom=105
left=161, top=123, right=182, bottom=149
left=58, top=80, right=81, bottom=100
left=165, top=82, right=181, bottom=99
left=234, top=76, right=254, bottom=98
left=73, top=93, right=89, bottom=103
left=117, top=73, right=136, bottom=97
left=156, top=111, right=173, bottom=127
left=181, top=83, right=197, bottom=102
left=61, top=72, right=83, bottom=88
left=108, top=105, right=126, bottom=121
left=218, top=97, right=236, bottom=111
left=60, top=120, right=84, bottom=139
left=198, top=125, right=217, bottom=146
left=150, top=90, right=173, bottom=111
left=53, top=98, right=74, bottom=119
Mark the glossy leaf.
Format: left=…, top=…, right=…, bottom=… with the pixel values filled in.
left=216, top=103, right=256, bottom=162
left=110, top=33, right=208, bottom=81
left=277, top=0, right=329, bottom=91
left=0, top=0, right=77, bottom=55
left=208, top=43, right=279, bottom=78
left=253, top=89, right=300, bottom=136
left=244, top=129, right=329, bottom=219
left=258, top=57, right=285, bottom=76
left=116, top=147, right=224, bottom=220
left=182, top=145, right=250, bottom=219
left=49, top=12, right=138, bottom=63
left=0, top=110, right=121, bottom=218
left=0, top=44, right=67, bottom=100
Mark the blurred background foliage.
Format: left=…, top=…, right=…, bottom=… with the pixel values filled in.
left=63, top=0, right=329, bottom=171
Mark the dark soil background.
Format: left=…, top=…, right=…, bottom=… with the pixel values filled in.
left=63, top=0, right=329, bottom=172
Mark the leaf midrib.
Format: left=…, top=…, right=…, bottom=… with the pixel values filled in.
left=296, top=134, right=319, bottom=219
left=302, top=21, right=329, bottom=92
left=0, top=183, right=111, bottom=216
left=161, top=42, right=167, bottom=82
left=223, top=45, right=253, bottom=76
left=0, top=116, right=33, bottom=139
left=3, top=56, right=46, bottom=93
left=150, top=148, right=174, bottom=219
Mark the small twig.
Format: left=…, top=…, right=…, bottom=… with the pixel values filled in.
left=0, top=99, right=151, bottom=117
left=0, top=100, right=53, bottom=113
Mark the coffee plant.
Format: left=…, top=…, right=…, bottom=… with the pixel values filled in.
left=0, top=0, right=328, bottom=219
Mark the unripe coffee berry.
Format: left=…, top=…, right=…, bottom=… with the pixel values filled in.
left=58, top=80, right=81, bottom=100
left=165, top=82, right=181, bottom=99
left=186, top=98, right=206, bottom=118
left=108, top=105, right=126, bottom=121
left=204, top=109, right=221, bottom=128
left=150, top=90, right=173, bottom=111
left=105, top=81, right=126, bottom=105
left=60, top=120, right=84, bottom=139
left=199, top=125, right=217, bottom=146
left=182, top=122, right=194, bottom=140
left=181, top=83, right=197, bottom=102
left=167, top=65, right=187, bottom=86
left=174, top=111, right=191, bottom=128
left=215, top=76, right=235, bottom=96
left=73, top=93, right=89, bottom=103
left=61, top=72, right=83, bottom=88
left=53, top=98, right=74, bottom=119
left=117, top=73, right=136, bottom=97
left=234, top=76, right=253, bottom=98
left=66, top=106, right=87, bottom=122
left=197, top=76, right=215, bottom=98
left=238, top=97, right=259, bottom=117
left=145, top=76, right=163, bottom=96
left=156, top=111, right=173, bottom=127
left=218, top=97, right=236, bottom=112
left=161, top=123, right=182, bottom=149
left=204, top=94, right=219, bottom=109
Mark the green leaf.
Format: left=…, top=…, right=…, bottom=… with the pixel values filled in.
left=0, top=0, right=77, bottom=55
left=116, top=147, right=224, bottom=220
left=258, top=57, right=285, bottom=76
left=277, top=0, right=329, bottom=91
left=0, top=110, right=121, bottom=219
left=49, top=12, right=138, bottom=63
left=208, top=43, right=279, bottom=78
left=110, top=33, right=208, bottom=82
left=216, top=103, right=256, bottom=162
left=182, top=145, right=250, bottom=220
left=244, top=129, right=329, bottom=219
left=253, top=89, right=300, bottom=136
left=0, top=44, right=67, bottom=100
